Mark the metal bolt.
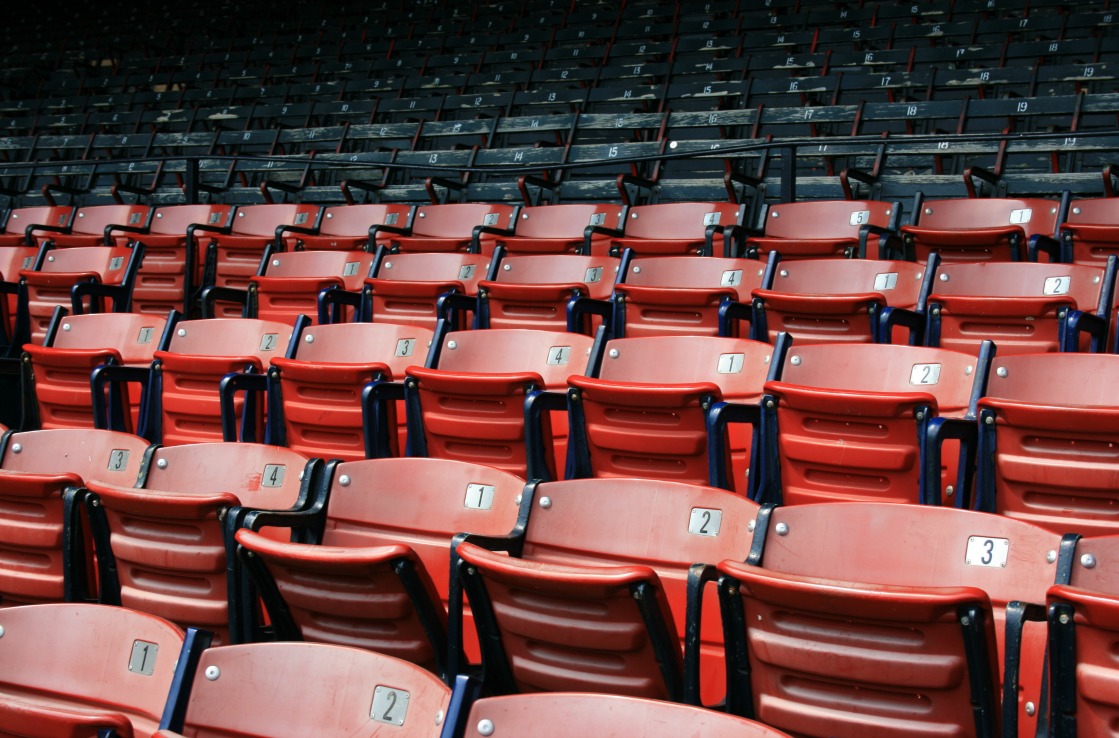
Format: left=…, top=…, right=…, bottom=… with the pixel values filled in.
left=62, top=323, right=71, bottom=331
left=1026, top=702, right=1036, bottom=717
left=748, top=520, right=755, bottom=532
left=503, top=263, right=511, bottom=270
left=514, top=494, right=522, bottom=505
left=945, top=485, right=954, bottom=497
left=1047, top=550, right=1057, bottom=563
left=178, top=328, right=187, bottom=337
left=609, top=348, right=620, bottom=358
left=931, top=307, right=941, bottom=316
left=779, top=269, right=789, bottom=278
left=915, top=410, right=925, bottom=420
left=632, top=266, right=641, bottom=274
left=435, top=710, right=444, bottom=726
left=304, top=334, right=314, bottom=343
left=205, top=666, right=221, bottom=680
left=775, top=522, right=789, bottom=536
left=157, top=458, right=168, bottom=469
left=447, top=340, right=457, bottom=350
left=384, top=261, right=393, bottom=269
left=477, top=719, right=495, bottom=736
left=965, top=366, right=973, bottom=375
left=960, top=615, right=971, bottom=626
left=1059, top=613, right=1070, bottom=624
left=765, top=399, right=774, bottom=409
left=1081, top=553, right=1097, bottom=568
left=0, top=625, right=4, bottom=637
left=272, top=259, right=281, bottom=267
left=996, top=367, right=1007, bottom=378
left=790, top=355, right=801, bottom=366
left=10, top=444, right=20, bottom=454
left=939, top=273, right=949, bottom=281
left=984, top=415, right=994, bottom=425
left=539, top=496, right=552, bottom=509
left=338, top=475, right=351, bottom=487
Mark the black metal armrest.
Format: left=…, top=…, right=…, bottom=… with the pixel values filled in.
left=1028, top=233, right=1063, bottom=263
left=524, top=389, right=566, bottom=483
left=567, top=297, right=614, bottom=337
left=426, top=176, right=467, bottom=204
left=436, top=291, right=480, bottom=329
left=858, top=223, right=900, bottom=259
left=276, top=223, right=320, bottom=243
left=1001, top=600, right=1048, bottom=738
left=922, top=416, right=979, bottom=507
left=200, top=285, right=248, bottom=319
left=878, top=306, right=926, bottom=345
left=963, top=164, right=1003, bottom=198
left=318, top=287, right=363, bottom=324
left=839, top=167, right=879, bottom=200
left=369, top=222, right=413, bottom=245
left=361, top=379, right=406, bottom=459
left=469, top=223, right=516, bottom=254
left=71, top=281, right=131, bottom=314
left=340, top=178, right=386, bottom=205
left=721, top=224, right=762, bottom=258
left=261, top=179, right=304, bottom=204
left=517, top=173, right=558, bottom=206
left=718, top=299, right=755, bottom=339
left=103, top=221, right=151, bottom=245
left=616, top=173, right=657, bottom=206
left=1063, top=309, right=1108, bottom=353
left=219, top=371, right=269, bottom=442
left=25, top=222, right=70, bottom=245
left=683, top=562, right=722, bottom=707
left=90, top=364, right=151, bottom=434
left=706, top=400, right=761, bottom=493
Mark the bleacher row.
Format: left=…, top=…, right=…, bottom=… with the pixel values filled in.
left=4, top=0, right=1119, bottom=737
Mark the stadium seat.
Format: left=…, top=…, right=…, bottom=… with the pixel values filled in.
left=16, top=242, right=145, bottom=345
left=1055, top=195, right=1119, bottom=266
left=280, top=202, right=414, bottom=251
left=385, top=327, right=596, bottom=480
left=740, top=200, right=903, bottom=261
left=267, top=321, right=436, bottom=460
left=374, top=202, right=517, bottom=254
left=234, top=457, right=527, bottom=676
left=750, top=257, right=933, bottom=345
left=608, top=202, right=746, bottom=257
left=455, top=476, right=760, bottom=706
left=611, top=252, right=769, bottom=338
left=976, top=352, right=1119, bottom=536
left=898, top=195, right=1067, bottom=263
left=21, top=308, right=171, bottom=433
left=155, top=641, right=452, bottom=738
left=38, top=204, right=151, bottom=249
left=719, top=501, right=1079, bottom=738
left=0, top=243, right=42, bottom=350
left=0, top=206, right=73, bottom=249
left=0, top=427, right=149, bottom=605
left=493, top=203, right=627, bottom=255
left=84, top=442, right=319, bottom=643
left=567, top=333, right=781, bottom=495
left=0, top=603, right=206, bottom=738
left=759, top=341, right=992, bottom=507
left=452, top=692, right=794, bottom=738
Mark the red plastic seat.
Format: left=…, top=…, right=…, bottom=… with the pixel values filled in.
left=0, top=244, right=42, bottom=345
left=269, top=321, right=435, bottom=461
left=196, top=203, right=321, bottom=292
left=744, top=199, right=901, bottom=260
left=455, top=692, right=794, bottom=738
left=234, top=457, right=527, bottom=674
left=0, top=428, right=149, bottom=605
left=285, top=202, right=414, bottom=251
left=567, top=334, right=776, bottom=495
left=153, top=641, right=451, bottom=738
left=976, top=353, right=1119, bottom=536
left=900, top=196, right=1065, bottom=263
left=1057, top=196, right=1119, bottom=266
left=455, top=477, right=760, bottom=706
left=21, top=311, right=169, bottom=432
left=85, top=442, right=317, bottom=643
left=129, top=203, right=234, bottom=315
left=610, top=201, right=745, bottom=256
left=141, top=318, right=296, bottom=446
left=752, top=257, right=932, bottom=345
left=0, top=603, right=202, bottom=738
left=494, top=203, right=626, bottom=255
left=356, top=250, right=497, bottom=330
left=761, top=342, right=989, bottom=507
left=42, top=204, right=150, bottom=249
left=924, top=260, right=1116, bottom=355
left=612, top=254, right=768, bottom=337
left=382, top=202, right=517, bottom=254
left=18, top=243, right=144, bottom=344
left=476, top=252, right=620, bottom=332
left=399, top=328, right=595, bottom=480
left=0, top=206, right=73, bottom=249
left=719, top=501, right=1076, bottom=738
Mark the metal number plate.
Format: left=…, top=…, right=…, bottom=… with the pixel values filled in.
left=109, top=256, right=125, bottom=271
left=547, top=346, right=572, bottom=365
left=1043, top=276, right=1071, bottom=296
left=343, top=261, right=361, bottom=277
left=209, top=212, right=224, bottom=224
left=458, top=265, right=476, bottom=280
left=483, top=213, right=499, bottom=226
left=584, top=267, right=603, bottom=283
left=107, top=449, right=130, bottom=472
left=20, top=256, right=33, bottom=269
left=910, top=363, right=941, bottom=385
left=849, top=209, right=871, bottom=226
left=689, top=507, right=722, bottom=537
left=128, top=640, right=158, bottom=676
left=588, top=212, right=606, bottom=226
left=721, top=270, right=743, bottom=287
left=717, top=353, right=745, bottom=374
left=259, top=333, right=279, bottom=351
left=129, top=213, right=143, bottom=225
left=136, top=327, right=155, bottom=344
left=965, top=536, right=1009, bottom=568
left=394, top=338, right=417, bottom=357
left=384, top=212, right=399, bottom=225
left=261, top=464, right=286, bottom=488
left=370, top=686, right=410, bottom=726
left=295, top=212, right=309, bottom=225
left=873, top=272, right=899, bottom=291
left=464, top=483, right=495, bottom=510
left=1009, top=208, right=1033, bottom=225
left=703, top=211, right=722, bottom=226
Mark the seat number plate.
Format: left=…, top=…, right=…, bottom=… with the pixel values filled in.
left=370, top=686, right=410, bottom=726
left=965, top=536, right=1009, bottom=568
left=689, top=507, right=722, bottom=536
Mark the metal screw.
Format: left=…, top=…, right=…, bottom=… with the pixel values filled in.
left=539, top=496, right=552, bottom=509
left=960, top=615, right=971, bottom=626
left=62, top=323, right=71, bottom=331
left=338, top=475, right=351, bottom=487
left=447, top=340, right=457, bottom=350
left=609, top=348, right=619, bottom=358
left=157, top=458, right=168, bottom=469
left=996, top=367, right=1007, bottom=378
left=1025, top=702, right=1036, bottom=717
left=178, top=328, right=187, bottom=337
left=984, top=415, right=994, bottom=425
left=305, top=334, right=314, bottom=343
left=748, top=520, right=755, bottom=532
left=1047, top=550, right=1057, bottom=563
left=1059, top=613, right=1071, bottom=624
left=205, top=666, right=221, bottom=681
left=1081, top=553, right=1097, bottom=568
left=477, top=719, right=495, bottom=736
left=10, top=444, right=20, bottom=454
left=790, top=355, right=801, bottom=366
left=775, top=522, right=788, bottom=536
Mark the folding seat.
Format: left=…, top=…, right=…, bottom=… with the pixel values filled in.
left=371, top=203, right=518, bottom=255
left=0, top=242, right=42, bottom=349
left=384, top=328, right=597, bottom=480
left=16, top=241, right=145, bottom=345
left=0, top=427, right=149, bottom=605
left=279, top=202, right=414, bottom=252
left=750, top=257, right=934, bottom=345
left=0, top=603, right=205, bottom=738
left=610, top=253, right=769, bottom=338
left=84, top=441, right=319, bottom=643
left=234, top=457, right=526, bottom=677
left=491, top=203, right=626, bottom=255
left=0, top=205, right=73, bottom=248
left=203, top=248, right=377, bottom=323
left=718, top=501, right=1077, bottom=738
left=105, top=317, right=298, bottom=446
left=757, top=341, right=991, bottom=507
left=190, top=203, right=321, bottom=294
left=739, top=199, right=904, bottom=260
left=975, top=352, right=1119, bottom=537
left=33, top=203, right=150, bottom=249
left=1054, top=196, right=1119, bottom=266
left=155, top=641, right=451, bottom=738
left=453, top=692, right=792, bottom=738
left=325, top=249, right=497, bottom=331
left=474, top=252, right=622, bottom=333
left=22, top=309, right=170, bottom=433
left=917, top=258, right=1117, bottom=355
left=606, top=202, right=746, bottom=257
left=129, top=203, right=234, bottom=315
left=898, top=195, right=1068, bottom=263
left=455, top=477, right=760, bottom=706
left=266, top=321, right=436, bottom=461
left=567, top=334, right=779, bottom=496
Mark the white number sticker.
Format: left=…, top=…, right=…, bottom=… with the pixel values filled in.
left=343, top=261, right=361, bottom=277
left=721, top=270, right=743, bottom=287
left=1043, top=276, right=1071, bottom=296
left=849, top=210, right=871, bottom=226
left=588, top=212, right=606, bottom=226
left=965, top=536, right=1009, bottom=568
left=482, top=213, right=499, bottom=226
left=109, top=256, right=125, bottom=271
left=1009, top=208, right=1033, bottom=225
